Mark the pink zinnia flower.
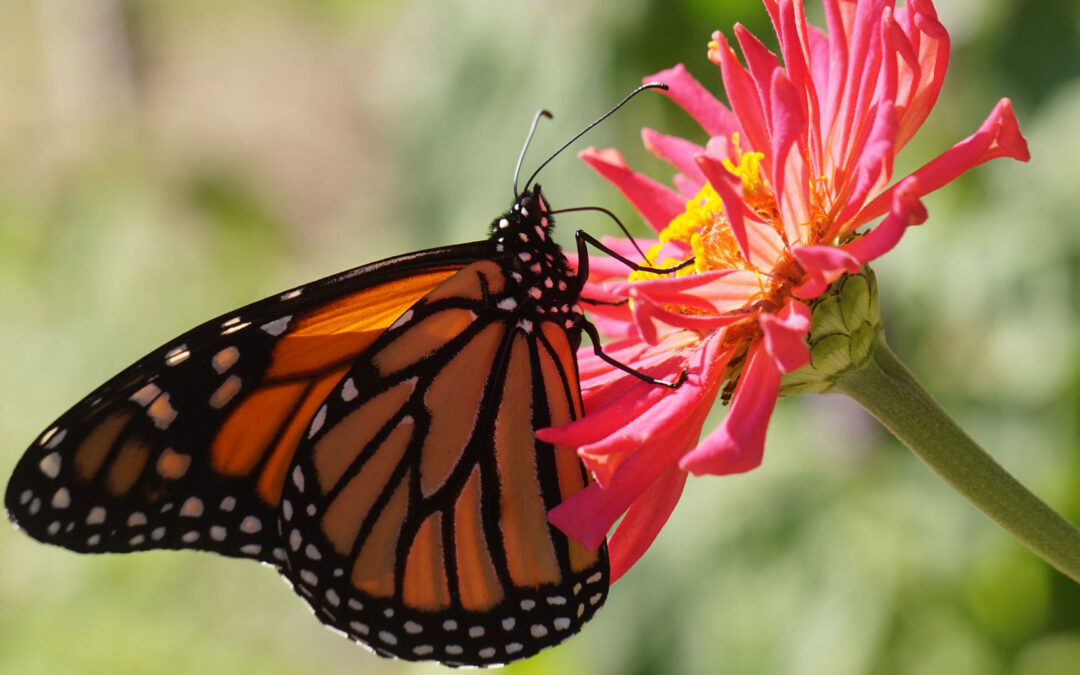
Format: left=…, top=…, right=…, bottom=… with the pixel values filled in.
left=541, top=0, right=1030, bottom=582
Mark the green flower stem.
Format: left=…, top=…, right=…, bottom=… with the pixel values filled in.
left=834, top=333, right=1080, bottom=583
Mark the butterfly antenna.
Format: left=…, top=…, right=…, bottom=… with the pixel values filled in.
left=551, top=205, right=651, bottom=263
left=521, top=81, right=669, bottom=193
left=513, top=109, right=554, bottom=199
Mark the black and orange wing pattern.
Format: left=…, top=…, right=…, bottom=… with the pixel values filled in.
left=4, top=184, right=608, bottom=666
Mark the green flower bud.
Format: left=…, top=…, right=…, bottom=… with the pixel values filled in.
left=780, top=265, right=882, bottom=396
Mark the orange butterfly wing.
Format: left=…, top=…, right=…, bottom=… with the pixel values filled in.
left=281, top=259, right=607, bottom=665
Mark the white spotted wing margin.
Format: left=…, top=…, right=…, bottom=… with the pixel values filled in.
left=4, top=242, right=488, bottom=564
left=276, top=259, right=610, bottom=668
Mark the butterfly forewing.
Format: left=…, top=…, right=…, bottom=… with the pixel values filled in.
left=4, top=247, right=480, bottom=563
left=279, top=257, right=608, bottom=665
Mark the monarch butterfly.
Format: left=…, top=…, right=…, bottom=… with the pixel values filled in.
left=4, top=85, right=682, bottom=666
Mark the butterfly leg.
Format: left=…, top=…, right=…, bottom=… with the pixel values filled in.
left=572, top=230, right=688, bottom=389
left=573, top=230, right=694, bottom=281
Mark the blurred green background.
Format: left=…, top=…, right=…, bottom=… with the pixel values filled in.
left=2, top=0, right=1078, bottom=673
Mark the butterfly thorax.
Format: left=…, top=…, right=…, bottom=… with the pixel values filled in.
left=490, top=184, right=584, bottom=333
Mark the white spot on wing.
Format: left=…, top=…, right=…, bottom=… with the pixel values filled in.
left=260, top=315, right=292, bottom=336
left=220, top=496, right=236, bottom=512
left=308, top=406, right=327, bottom=439
left=212, top=346, right=240, bottom=374
left=325, top=589, right=341, bottom=606
left=530, top=624, right=548, bottom=638
left=240, top=543, right=261, bottom=555
left=39, top=452, right=61, bottom=479
left=281, top=289, right=303, bottom=301
left=130, top=383, right=161, bottom=407
left=147, top=393, right=178, bottom=429
left=505, top=643, right=523, bottom=655
left=180, top=497, right=204, bottom=518
left=51, top=488, right=70, bottom=509
left=43, top=428, right=67, bottom=449
left=209, top=375, right=242, bottom=409
left=181, top=531, right=199, bottom=544
left=554, top=617, right=571, bottom=630
left=350, top=621, right=369, bottom=635
left=497, top=297, right=517, bottom=311
left=240, top=515, right=262, bottom=534
left=389, top=308, right=414, bottom=330
left=128, top=512, right=147, bottom=527
left=221, top=321, right=251, bottom=336
left=341, top=378, right=358, bottom=402
left=210, top=526, right=227, bottom=541
left=86, top=506, right=106, bottom=525
left=164, top=345, right=190, bottom=366
left=501, top=617, right=515, bottom=630
left=292, top=466, right=306, bottom=492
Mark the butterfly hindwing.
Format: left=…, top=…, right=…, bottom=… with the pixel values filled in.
left=4, top=245, right=483, bottom=563
left=278, top=258, right=608, bottom=665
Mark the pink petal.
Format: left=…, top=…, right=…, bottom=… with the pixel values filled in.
left=856, top=99, right=1030, bottom=225
left=715, top=28, right=772, bottom=158
left=759, top=297, right=811, bottom=373
left=790, top=244, right=863, bottom=299
left=579, top=147, right=685, bottom=233
left=606, top=465, right=687, bottom=582
left=769, top=68, right=809, bottom=247
left=629, top=291, right=743, bottom=345
left=695, top=153, right=753, bottom=262
left=840, top=175, right=927, bottom=263
left=548, top=416, right=704, bottom=550
left=679, top=340, right=781, bottom=476
left=642, top=128, right=707, bottom=185
left=647, top=64, right=740, bottom=139
left=893, top=0, right=950, bottom=149
left=831, top=100, right=899, bottom=233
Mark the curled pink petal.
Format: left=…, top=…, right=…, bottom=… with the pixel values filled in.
left=856, top=99, right=1029, bottom=224
left=791, top=245, right=863, bottom=299
left=759, top=297, right=811, bottom=373
left=841, top=175, right=928, bottom=263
